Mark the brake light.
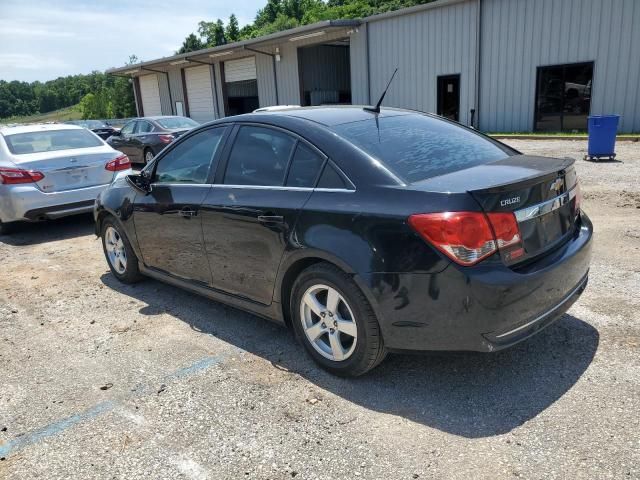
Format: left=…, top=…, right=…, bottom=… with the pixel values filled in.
left=105, top=154, right=131, bottom=172
left=158, top=134, right=174, bottom=144
left=0, top=167, right=45, bottom=185
left=408, top=212, right=497, bottom=266
left=409, top=211, right=524, bottom=266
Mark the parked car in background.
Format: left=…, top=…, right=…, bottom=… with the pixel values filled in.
left=65, top=120, right=119, bottom=140
left=107, top=116, right=199, bottom=165
left=0, top=124, right=131, bottom=234
left=94, top=106, right=592, bottom=376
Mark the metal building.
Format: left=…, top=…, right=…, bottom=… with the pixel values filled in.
left=108, top=0, right=640, bottom=133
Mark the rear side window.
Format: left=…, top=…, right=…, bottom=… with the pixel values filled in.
left=224, top=126, right=296, bottom=186
left=332, top=114, right=512, bottom=183
left=285, top=143, right=324, bottom=188
left=317, top=163, right=351, bottom=189
left=136, top=121, right=154, bottom=133
left=154, top=127, right=225, bottom=184
left=4, top=129, right=103, bottom=155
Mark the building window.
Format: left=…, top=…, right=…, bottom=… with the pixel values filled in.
left=535, top=62, right=594, bottom=132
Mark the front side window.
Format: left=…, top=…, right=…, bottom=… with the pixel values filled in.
left=224, top=126, right=296, bottom=186
left=332, top=113, right=512, bottom=183
left=4, top=129, right=103, bottom=155
left=154, top=127, right=226, bottom=184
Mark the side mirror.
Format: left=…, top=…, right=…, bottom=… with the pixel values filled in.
left=126, top=174, right=151, bottom=194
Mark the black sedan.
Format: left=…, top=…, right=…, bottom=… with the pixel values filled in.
left=107, top=116, right=199, bottom=165
left=94, top=107, right=592, bottom=376
left=65, top=120, right=118, bottom=140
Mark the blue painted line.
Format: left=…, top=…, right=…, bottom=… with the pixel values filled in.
left=0, top=355, right=226, bottom=459
left=169, top=356, right=223, bottom=379
left=0, top=401, right=114, bottom=459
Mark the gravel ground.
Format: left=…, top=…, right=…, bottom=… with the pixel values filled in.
left=1, top=139, right=639, bottom=480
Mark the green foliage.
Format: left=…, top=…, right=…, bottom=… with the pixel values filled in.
left=0, top=64, right=137, bottom=121
left=177, top=33, right=205, bottom=54
left=179, top=0, right=434, bottom=52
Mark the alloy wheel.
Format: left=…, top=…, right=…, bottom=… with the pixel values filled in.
left=105, top=226, right=127, bottom=274
left=300, top=284, right=358, bottom=361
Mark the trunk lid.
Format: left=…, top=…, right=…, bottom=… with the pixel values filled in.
left=12, top=148, right=118, bottom=193
left=414, top=155, right=580, bottom=265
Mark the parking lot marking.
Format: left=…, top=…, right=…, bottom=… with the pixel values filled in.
left=0, top=355, right=226, bottom=459
left=0, top=401, right=115, bottom=459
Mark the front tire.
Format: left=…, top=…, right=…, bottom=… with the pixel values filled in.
left=101, top=217, right=142, bottom=284
left=290, top=263, right=386, bottom=376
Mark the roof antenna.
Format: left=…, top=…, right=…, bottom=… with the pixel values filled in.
left=364, top=67, right=398, bottom=114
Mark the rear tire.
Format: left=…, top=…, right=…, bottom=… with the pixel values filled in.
left=101, top=216, right=143, bottom=284
left=290, top=263, right=386, bottom=376
left=143, top=148, right=155, bottom=165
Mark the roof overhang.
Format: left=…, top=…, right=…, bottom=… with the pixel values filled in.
left=106, top=19, right=361, bottom=75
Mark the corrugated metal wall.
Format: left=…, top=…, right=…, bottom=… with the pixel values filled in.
left=157, top=73, right=173, bottom=115
left=350, top=23, right=369, bottom=105
left=256, top=53, right=277, bottom=107
left=362, top=1, right=478, bottom=126
left=168, top=69, right=185, bottom=114
left=480, top=0, right=640, bottom=133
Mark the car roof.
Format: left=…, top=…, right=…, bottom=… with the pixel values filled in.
left=0, top=123, right=84, bottom=136
left=142, top=116, right=183, bottom=121
left=252, top=106, right=414, bottom=126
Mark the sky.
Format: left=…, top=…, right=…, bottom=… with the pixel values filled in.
left=0, top=0, right=264, bottom=82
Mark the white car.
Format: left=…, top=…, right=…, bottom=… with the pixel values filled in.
left=0, top=124, right=132, bottom=235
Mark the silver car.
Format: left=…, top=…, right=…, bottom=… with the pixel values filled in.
left=0, top=124, right=132, bottom=235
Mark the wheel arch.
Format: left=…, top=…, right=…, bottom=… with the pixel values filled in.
left=276, top=250, right=382, bottom=333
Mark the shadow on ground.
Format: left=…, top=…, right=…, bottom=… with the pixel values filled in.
left=0, top=214, right=95, bottom=246
left=101, top=272, right=599, bottom=439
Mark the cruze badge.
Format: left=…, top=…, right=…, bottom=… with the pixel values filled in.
left=501, top=196, right=520, bottom=207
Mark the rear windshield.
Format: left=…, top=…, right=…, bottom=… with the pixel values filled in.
left=332, top=114, right=512, bottom=183
left=4, top=129, right=103, bottom=155
left=156, top=117, right=199, bottom=129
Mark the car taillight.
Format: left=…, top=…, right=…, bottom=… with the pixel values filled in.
left=158, top=134, right=174, bottom=144
left=0, top=167, right=45, bottom=185
left=408, top=211, right=524, bottom=266
left=105, top=154, right=131, bottom=172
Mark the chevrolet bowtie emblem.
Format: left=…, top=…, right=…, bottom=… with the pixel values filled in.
left=550, top=177, right=564, bottom=193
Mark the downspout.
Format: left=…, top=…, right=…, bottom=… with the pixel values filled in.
left=244, top=46, right=280, bottom=106
left=474, top=0, right=482, bottom=130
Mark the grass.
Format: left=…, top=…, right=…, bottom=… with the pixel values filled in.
left=0, top=105, right=82, bottom=125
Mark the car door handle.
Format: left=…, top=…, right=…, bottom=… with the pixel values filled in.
left=178, top=208, right=198, bottom=218
left=258, top=215, right=284, bottom=224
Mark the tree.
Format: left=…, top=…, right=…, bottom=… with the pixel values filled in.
left=226, top=14, right=240, bottom=42
left=177, top=33, right=204, bottom=54
left=198, top=19, right=227, bottom=47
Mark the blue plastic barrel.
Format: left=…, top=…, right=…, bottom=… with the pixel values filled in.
left=588, top=115, right=619, bottom=157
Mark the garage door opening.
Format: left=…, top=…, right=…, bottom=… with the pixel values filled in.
left=298, top=40, right=351, bottom=106
left=224, top=57, right=259, bottom=115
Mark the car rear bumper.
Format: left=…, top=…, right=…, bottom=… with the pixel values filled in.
left=0, top=170, right=130, bottom=223
left=360, top=212, right=593, bottom=352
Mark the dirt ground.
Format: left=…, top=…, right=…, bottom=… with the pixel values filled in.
left=1, top=139, right=639, bottom=480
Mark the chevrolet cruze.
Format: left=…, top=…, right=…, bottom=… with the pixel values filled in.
left=94, top=107, right=592, bottom=376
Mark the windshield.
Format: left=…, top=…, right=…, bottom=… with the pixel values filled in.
left=156, top=117, right=199, bottom=129
left=4, top=129, right=103, bottom=154
left=332, top=114, right=513, bottom=183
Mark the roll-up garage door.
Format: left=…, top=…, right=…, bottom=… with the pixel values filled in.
left=185, top=65, right=216, bottom=124
left=224, top=57, right=257, bottom=82
left=139, top=74, right=162, bottom=116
